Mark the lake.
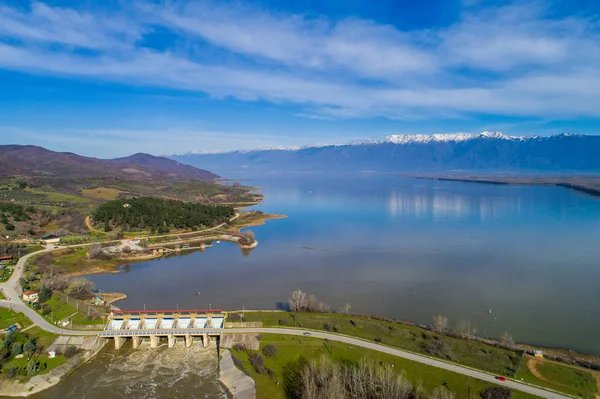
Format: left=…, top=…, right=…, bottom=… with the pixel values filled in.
left=90, top=174, right=600, bottom=354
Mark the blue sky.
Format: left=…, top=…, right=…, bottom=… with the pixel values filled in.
left=1, top=0, right=600, bottom=157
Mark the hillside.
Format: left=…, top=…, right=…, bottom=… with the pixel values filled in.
left=0, top=145, right=218, bottom=181
left=110, top=153, right=218, bottom=181
left=0, top=145, right=259, bottom=238
left=171, top=132, right=600, bottom=174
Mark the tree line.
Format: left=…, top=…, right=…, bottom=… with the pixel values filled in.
left=92, top=197, right=235, bottom=233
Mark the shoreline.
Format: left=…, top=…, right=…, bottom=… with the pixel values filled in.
left=401, top=174, right=600, bottom=198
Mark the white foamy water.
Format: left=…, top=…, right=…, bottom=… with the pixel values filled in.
left=30, top=343, right=227, bottom=399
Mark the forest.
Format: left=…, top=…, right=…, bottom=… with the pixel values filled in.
left=92, top=197, right=235, bottom=233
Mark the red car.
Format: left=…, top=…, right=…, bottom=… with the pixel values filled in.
left=495, top=376, right=507, bottom=382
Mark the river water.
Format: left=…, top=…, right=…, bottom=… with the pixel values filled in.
left=31, top=343, right=225, bottom=399
left=32, top=174, right=600, bottom=398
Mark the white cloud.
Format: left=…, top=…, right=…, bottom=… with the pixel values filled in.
left=0, top=0, right=599, bottom=121
left=0, top=2, right=142, bottom=50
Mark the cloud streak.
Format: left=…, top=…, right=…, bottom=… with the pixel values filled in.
left=1, top=0, right=599, bottom=120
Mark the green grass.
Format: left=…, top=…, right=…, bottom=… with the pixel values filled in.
left=25, top=326, right=58, bottom=350
left=0, top=308, right=33, bottom=329
left=230, top=333, right=537, bottom=399
left=241, top=312, right=521, bottom=377
left=3, top=353, right=67, bottom=376
left=0, top=290, right=5, bottom=299
left=0, top=267, right=13, bottom=282
left=515, top=356, right=598, bottom=398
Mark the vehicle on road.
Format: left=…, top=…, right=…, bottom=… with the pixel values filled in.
left=496, top=376, right=507, bottom=382
left=303, top=332, right=311, bottom=336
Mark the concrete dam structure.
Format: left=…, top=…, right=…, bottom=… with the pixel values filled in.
left=99, top=309, right=224, bottom=349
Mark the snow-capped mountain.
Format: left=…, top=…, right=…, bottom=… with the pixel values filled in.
left=171, top=132, right=600, bottom=175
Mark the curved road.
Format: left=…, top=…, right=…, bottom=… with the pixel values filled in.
left=227, top=328, right=568, bottom=399
left=0, top=248, right=569, bottom=398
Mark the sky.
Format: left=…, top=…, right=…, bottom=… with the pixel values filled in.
left=1, top=0, right=600, bottom=157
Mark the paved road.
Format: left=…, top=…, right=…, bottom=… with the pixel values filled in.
left=226, top=328, right=569, bottom=399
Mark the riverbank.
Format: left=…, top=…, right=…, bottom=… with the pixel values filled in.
left=219, top=350, right=256, bottom=399
left=401, top=174, right=600, bottom=198
left=0, top=336, right=107, bottom=397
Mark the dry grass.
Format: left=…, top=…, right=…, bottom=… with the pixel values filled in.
left=81, top=187, right=121, bottom=200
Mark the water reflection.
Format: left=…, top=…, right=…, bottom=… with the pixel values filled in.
left=89, top=174, right=600, bottom=354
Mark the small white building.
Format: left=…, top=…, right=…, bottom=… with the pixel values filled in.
left=22, top=290, right=39, bottom=303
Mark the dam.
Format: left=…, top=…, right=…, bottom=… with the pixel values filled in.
left=99, top=309, right=224, bottom=349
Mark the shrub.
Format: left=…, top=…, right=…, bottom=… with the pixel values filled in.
left=6, top=366, right=17, bottom=378
left=262, top=344, right=277, bottom=357
left=249, top=353, right=265, bottom=374
left=278, top=318, right=289, bottom=326
left=232, top=343, right=246, bottom=352
left=266, top=367, right=276, bottom=379
left=231, top=353, right=250, bottom=376
left=480, top=386, right=513, bottom=399
left=228, top=313, right=242, bottom=322
left=323, top=323, right=331, bottom=331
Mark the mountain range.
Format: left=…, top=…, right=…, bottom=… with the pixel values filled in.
left=171, top=132, right=600, bottom=175
left=0, top=145, right=218, bottom=181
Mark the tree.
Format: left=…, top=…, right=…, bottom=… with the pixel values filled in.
left=64, top=346, right=79, bottom=358
left=26, top=359, right=40, bottom=376
left=38, top=284, right=52, bottom=303
left=456, top=320, right=477, bottom=339
left=433, top=315, right=449, bottom=333
left=263, top=344, right=277, bottom=357
left=306, top=295, right=319, bottom=312
left=500, top=332, right=515, bottom=348
left=66, top=277, right=95, bottom=299
left=343, top=303, right=351, bottom=314
left=87, top=242, right=102, bottom=259
left=4, top=223, right=15, bottom=231
left=480, top=386, right=513, bottom=399
left=289, top=290, right=307, bottom=312
left=431, top=387, right=456, bottom=399
left=24, top=340, right=36, bottom=354
left=11, top=342, right=23, bottom=356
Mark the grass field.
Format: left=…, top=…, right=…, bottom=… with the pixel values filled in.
left=231, top=333, right=537, bottom=399
left=23, top=326, right=58, bottom=350
left=81, top=187, right=121, bottom=200
left=241, top=312, right=521, bottom=376
left=0, top=308, right=33, bottom=329
left=36, top=294, right=105, bottom=326
left=516, top=356, right=598, bottom=398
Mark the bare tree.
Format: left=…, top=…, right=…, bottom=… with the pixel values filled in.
left=289, top=289, right=307, bottom=312
left=87, top=243, right=102, bottom=259
left=456, top=320, right=477, bottom=339
left=302, top=357, right=413, bottom=399
left=500, top=332, right=515, bottom=348
left=430, top=387, right=456, bottom=399
left=306, top=294, right=319, bottom=312
left=66, top=278, right=95, bottom=299
left=433, top=315, right=449, bottom=333
left=343, top=303, right=351, bottom=314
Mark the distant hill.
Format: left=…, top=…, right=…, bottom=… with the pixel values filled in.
left=110, top=153, right=218, bottom=181
left=0, top=145, right=218, bottom=181
left=171, top=132, right=600, bottom=175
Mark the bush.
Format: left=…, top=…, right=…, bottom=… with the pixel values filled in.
left=64, top=346, right=79, bottom=358
left=228, top=313, right=242, bottom=321
left=5, top=366, right=17, bottom=378
left=266, top=367, right=276, bottom=379
left=278, top=318, right=289, bottom=326
left=262, top=344, right=277, bottom=357
left=232, top=343, right=246, bottom=352
left=231, top=353, right=250, bottom=376
left=41, top=305, right=52, bottom=316
left=249, top=353, right=265, bottom=374
left=480, top=386, right=513, bottom=399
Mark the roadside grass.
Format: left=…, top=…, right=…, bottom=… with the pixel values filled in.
left=0, top=267, right=14, bottom=282
left=81, top=187, right=121, bottom=200
left=241, top=312, right=521, bottom=377
left=0, top=308, right=33, bottom=329
left=37, top=295, right=104, bottom=326
left=230, top=333, right=537, bottom=399
left=25, top=326, right=58, bottom=350
left=516, top=356, right=598, bottom=399
left=0, top=290, right=5, bottom=299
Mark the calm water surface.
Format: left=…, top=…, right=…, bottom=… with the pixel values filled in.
left=90, top=174, right=600, bottom=354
